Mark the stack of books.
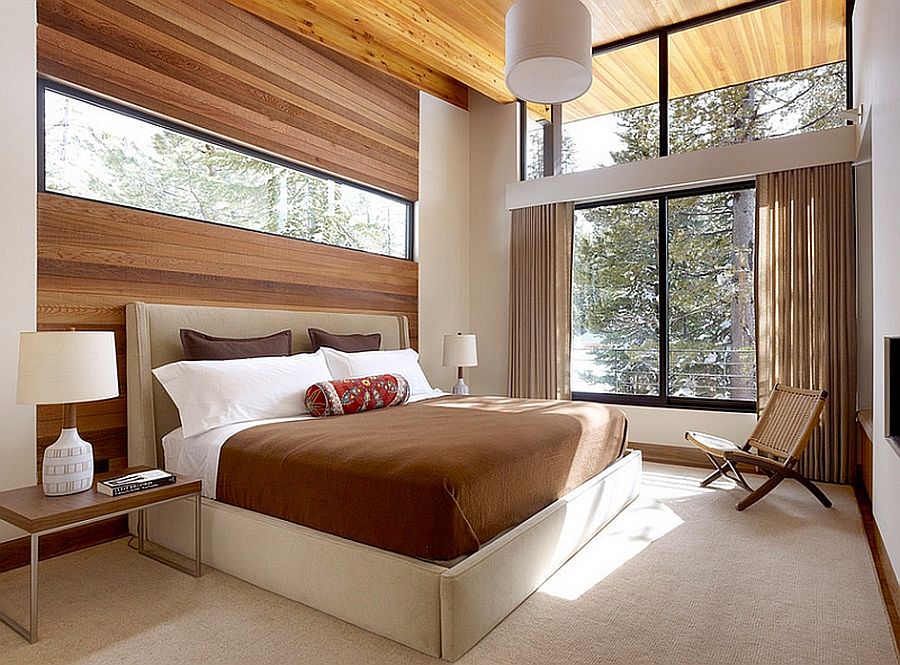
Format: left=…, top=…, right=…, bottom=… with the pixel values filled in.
left=97, top=469, right=176, bottom=496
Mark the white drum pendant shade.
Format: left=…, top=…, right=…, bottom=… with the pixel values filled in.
left=505, top=0, right=593, bottom=104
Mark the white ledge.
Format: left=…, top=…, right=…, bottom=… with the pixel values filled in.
left=506, top=125, right=859, bottom=210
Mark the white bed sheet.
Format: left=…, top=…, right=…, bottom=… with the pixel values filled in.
left=162, top=391, right=446, bottom=499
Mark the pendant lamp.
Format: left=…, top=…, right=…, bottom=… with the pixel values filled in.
left=505, top=0, right=593, bottom=104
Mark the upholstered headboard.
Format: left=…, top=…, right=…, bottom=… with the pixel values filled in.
left=125, top=302, right=410, bottom=469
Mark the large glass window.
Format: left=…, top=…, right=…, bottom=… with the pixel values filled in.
left=522, top=0, right=848, bottom=177
left=667, top=188, right=756, bottom=401
left=572, top=199, right=659, bottom=396
left=561, top=39, right=659, bottom=172
left=668, top=63, right=847, bottom=154
left=42, top=85, right=412, bottom=259
left=668, top=0, right=847, bottom=154
left=572, top=184, right=756, bottom=409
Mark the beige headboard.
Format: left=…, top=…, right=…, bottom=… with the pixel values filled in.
left=125, top=302, right=410, bottom=469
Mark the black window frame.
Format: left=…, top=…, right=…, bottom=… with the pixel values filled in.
left=519, top=0, right=854, bottom=178
left=38, top=78, right=416, bottom=262
left=571, top=180, right=758, bottom=413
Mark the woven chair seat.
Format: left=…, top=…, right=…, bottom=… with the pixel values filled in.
left=685, top=431, right=740, bottom=458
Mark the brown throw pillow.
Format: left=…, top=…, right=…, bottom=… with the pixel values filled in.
left=180, top=329, right=292, bottom=361
left=307, top=328, right=381, bottom=353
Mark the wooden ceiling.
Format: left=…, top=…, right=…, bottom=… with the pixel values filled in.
left=565, top=0, right=846, bottom=121
left=227, top=0, right=846, bottom=119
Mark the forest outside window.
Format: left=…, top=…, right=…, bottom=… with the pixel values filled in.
left=667, top=0, right=847, bottom=154
left=41, top=83, right=413, bottom=260
left=560, top=39, right=660, bottom=173
left=572, top=183, right=756, bottom=410
left=522, top=0, right=848, bottom=177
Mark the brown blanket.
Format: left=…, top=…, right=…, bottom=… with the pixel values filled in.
left=216, top=395, right=627, bottom=561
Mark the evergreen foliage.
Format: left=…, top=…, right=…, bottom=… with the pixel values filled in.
left=44, top=92, right=407, bottom=258
left=535, top=62, right=846, bottom=398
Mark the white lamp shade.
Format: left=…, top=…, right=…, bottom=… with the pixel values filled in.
left=505, top=0, right=593, bottom=104
left=17, top=331, right=119, bottom=405
left=443, top=334, right=478, bottom=368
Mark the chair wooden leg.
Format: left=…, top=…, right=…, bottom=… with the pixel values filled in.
left=700, top=456, right=726, bottom=487
left=792, top=473, right=832, bottom=508
left=736, top=474, right=785, bottom=511
left=726, top=461, right=753, bottom=492
left=700, top=454, right=753, bottom=492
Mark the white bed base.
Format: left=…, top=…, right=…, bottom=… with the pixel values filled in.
left=125, top=301, right=642, bottom=661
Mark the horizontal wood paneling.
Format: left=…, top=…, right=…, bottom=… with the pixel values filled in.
left=37, top=0, right=420, bottom=200
left=37, top=192, right=418, bottom=479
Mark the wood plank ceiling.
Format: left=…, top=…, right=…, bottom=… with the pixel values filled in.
left=228, top=0, right=846, bottom=120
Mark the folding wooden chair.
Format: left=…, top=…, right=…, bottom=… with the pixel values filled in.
left=685, top=384, right=831, bottom=511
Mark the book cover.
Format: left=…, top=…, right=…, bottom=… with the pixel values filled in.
left=97, top=470, right=176, bottom=496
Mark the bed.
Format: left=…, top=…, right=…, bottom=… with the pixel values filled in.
left=125, top=301, right=642, bottom=660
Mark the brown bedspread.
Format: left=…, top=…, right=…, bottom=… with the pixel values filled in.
left=216, top=395, right=627, bottom=561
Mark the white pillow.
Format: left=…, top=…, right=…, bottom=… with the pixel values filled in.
left=152, top=351, right=332, bottom=438
left=321, top=347, right=436, bottom=396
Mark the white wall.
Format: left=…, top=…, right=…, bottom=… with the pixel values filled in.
left=0, top=0, right=36, bottom=541
left=417, top=92, right=471, bottom=392
left=856, top=131, right=873, bottom=410
left=621, top=405, right=756, bottom=447
left=854, top=0, right=900, bottom=574
left=467, top=92, right=518, bottom=396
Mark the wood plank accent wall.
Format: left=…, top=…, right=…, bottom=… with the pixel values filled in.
left=37, top=0, right=420, bottom=201
left=37, top=192, right=419, bottom=475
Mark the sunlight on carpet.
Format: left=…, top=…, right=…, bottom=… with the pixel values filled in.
left=538, top=466, right=745, bottom=601
left=641, top=468, right=737, bottom=499
left=538, top=494, right=683, bottom=600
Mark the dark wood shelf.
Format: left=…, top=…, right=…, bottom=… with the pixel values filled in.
left=0, top=466, right=200, bottom=534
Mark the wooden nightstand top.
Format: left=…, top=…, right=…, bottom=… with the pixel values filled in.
left=0, top=466, right=201, bottom=534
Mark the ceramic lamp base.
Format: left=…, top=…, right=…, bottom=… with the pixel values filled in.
left=451, top=378, right=470, bottom=395
left=42, top=428, right=94, bottom=496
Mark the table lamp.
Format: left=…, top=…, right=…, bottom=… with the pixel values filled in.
left=442, top=332, right=478, bottom=395
left=17, top=330, right=119, bottom=496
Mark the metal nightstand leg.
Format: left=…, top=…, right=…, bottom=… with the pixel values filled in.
left=0, top=533, right=38, bottom=643
left=193, top=493, right=202, bottom=577
left=137, top=493, right=202, bottom=578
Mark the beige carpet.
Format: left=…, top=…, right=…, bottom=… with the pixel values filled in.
left=0, top=463, right=896, bottom=665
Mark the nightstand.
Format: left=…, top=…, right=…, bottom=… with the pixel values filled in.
left=0, top=466, right=201, bottom=643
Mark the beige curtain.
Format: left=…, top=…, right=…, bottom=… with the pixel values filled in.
left=756, top=163, right=856, bottom=483
left=508, top=202, right=574, bottom=400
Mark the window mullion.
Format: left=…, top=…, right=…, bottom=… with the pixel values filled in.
left=658, top=30, right=669, bottom=158
left=549, top=103, right=563, bottom=176
left=658, top=196, right=669, bottom=402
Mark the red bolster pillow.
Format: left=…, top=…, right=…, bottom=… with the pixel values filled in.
left=305, top=373, right=410, bottom=417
